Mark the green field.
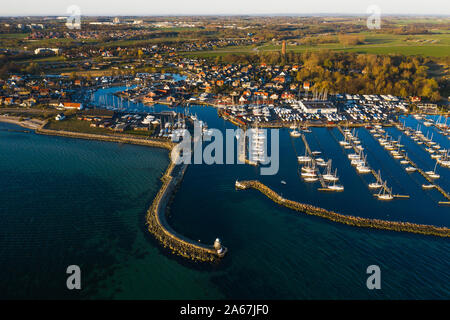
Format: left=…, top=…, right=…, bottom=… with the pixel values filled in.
left=0, top=33, right=28, bottom=39
left=46, top=117, right=112, bottom=134
left=183, top=32, right=450, bottom=58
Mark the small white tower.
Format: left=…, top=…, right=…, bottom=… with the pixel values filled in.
left=214, top=238, right=222, bottom=252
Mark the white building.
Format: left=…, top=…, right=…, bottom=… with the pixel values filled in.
left=34, top=48, right=61, bottom=55
left=298, top=100, right=337, bottom=114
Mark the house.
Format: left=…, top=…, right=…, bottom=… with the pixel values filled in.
left=60, top=102, right=83, bottom=110
left=3, top=97, right=14, bottom=105
left=417, top=103, right=438, bottom=113
left=298, top=100, right=337, bottom=114
left=282, top=92, right=295, bottom=100
left=273, top=76, right=285, bottom=83
left=34, top=48, right=61, bottom=55
left=39, top=89, right=50, bottom=97
left=239, top=96, right=248, bottom=103
left=55, top=113, right=66, bottom=121
left=20, top=98, right=36, bottom=107
left=114, top=123, right=129, bottom=132
left=270, top=93, right=279, bottom=100
left=142, top=96, right=156, bottom=104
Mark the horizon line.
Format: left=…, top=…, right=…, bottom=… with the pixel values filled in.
left=1, top=13, right=450, bottom=18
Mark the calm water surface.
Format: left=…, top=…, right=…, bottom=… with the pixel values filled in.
left=0, top=87, right=449, bottom=299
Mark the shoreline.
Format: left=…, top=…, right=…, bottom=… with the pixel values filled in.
left=0, top=117, right=226, bottom=263
left=0, top=115, right=46, bottom=130
left=236, top=180, right=450, bottom=238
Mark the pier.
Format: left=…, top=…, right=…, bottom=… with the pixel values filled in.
left=299, top=133, right=327, bottom=188
left=236, top=180, right=450, bottom=238
left=394, top=123, right=450, bottom=203
left=146, top=161, right=227, bottom=262
left=403, top=150, right=450, bottom=202
left=337, top=126, right=405, bottom=198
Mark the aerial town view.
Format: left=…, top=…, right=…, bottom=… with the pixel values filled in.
left=0, top=0, right=449, bottom=307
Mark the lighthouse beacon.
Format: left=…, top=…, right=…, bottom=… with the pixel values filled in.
left=213, top=238, right=227, bottom=257
left=214, top=238, right=222, bottom=251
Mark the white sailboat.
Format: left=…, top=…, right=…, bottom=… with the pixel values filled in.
left=327, top=180, right=344, bottom=191
left=377, top=182, right=393, bottom=201
left=425, top=161, right=440, bottom=179
left=323, top=161, right=339, bottom=182
left=297, top=149, right=311, bottom=163
left=290, top=129, right=301, bottom=138
left=369, top=171, right=383, bottom=189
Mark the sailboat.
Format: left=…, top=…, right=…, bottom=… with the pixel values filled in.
left=356, top=154, right=371, bottom=174
left=323, top=161, right=339, bottom=182
left=437, top=151, right=450, bottom=167
left=301, top=160, right=318, bottom=182
left=425, top=161, right=440, bottom=179
left=290, top=129, right=301, bottom=138
left=327, top=180, right=344, bottom=192
left=369, top=171, right=383, bottom=189
left=377, top=182, right=393, bottom=201
left=297, top=149, right=311, bottom=163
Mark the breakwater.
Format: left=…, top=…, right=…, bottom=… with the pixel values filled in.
left=38, top=127, right=225, bottom=261
left=236, top=180, right=450, bottom=238
left=37, top=126, right=175, bottom=150
left=5, top=119, right=226, bottom=262
left=146, top=162, right=225, bottom=262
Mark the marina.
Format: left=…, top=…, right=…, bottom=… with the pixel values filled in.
left=2, top=93, right=450, bottom=299
left=393, top=122, right=450, bottom=203
left=337, top=126, right=404, bottom=200
left=296, top=133, right=343, bottom=191
left=89, top=85, right=450, bottom=213
left=0, top=10, right=449, bottom=302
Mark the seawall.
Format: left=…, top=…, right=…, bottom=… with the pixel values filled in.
left=237, top=180, right=450, bottom=238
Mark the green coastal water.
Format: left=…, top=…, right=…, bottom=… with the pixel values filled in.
left=1, top=86, right=449, bottom=299
left=0, top=123, right=221, bottom=299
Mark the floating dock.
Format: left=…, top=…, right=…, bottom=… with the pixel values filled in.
left=299, top=134, right=327, bottom=188
left=337, top=126, right=408, bottom=198
left=394, top=123, right=450, bottom=203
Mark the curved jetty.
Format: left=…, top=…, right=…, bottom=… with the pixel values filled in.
left=236, top=180, right=450, bottom=238
left=25, top=122, right=227, bottom=262
left=146, top=160, right=227, bottom=262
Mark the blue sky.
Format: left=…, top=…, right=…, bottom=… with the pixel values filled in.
left=1, top=0, right=449, bottom=16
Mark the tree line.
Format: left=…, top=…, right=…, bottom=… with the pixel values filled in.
left=217, top=50, right=446, bottom=102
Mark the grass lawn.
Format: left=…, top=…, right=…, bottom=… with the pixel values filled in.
left=46, top=117, right=113, bottom=135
